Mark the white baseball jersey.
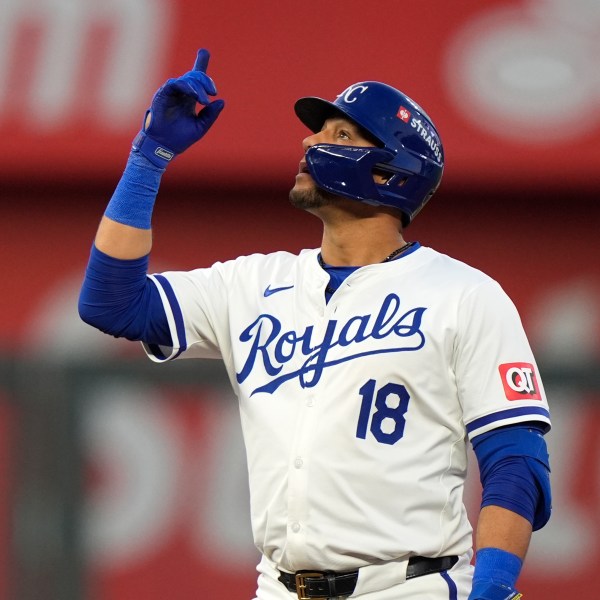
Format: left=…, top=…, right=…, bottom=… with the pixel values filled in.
left=143, top=245, right=550, bottom=583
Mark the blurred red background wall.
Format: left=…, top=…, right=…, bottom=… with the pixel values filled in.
left=2, top=0, right=599, bottom=190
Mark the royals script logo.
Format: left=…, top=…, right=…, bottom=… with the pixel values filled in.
left=236, top=293, right=427, bottom=394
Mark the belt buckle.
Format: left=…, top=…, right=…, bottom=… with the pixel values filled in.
left=294, top=571, right=327, bottom=600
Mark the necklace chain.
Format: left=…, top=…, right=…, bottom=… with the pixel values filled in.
left=318, top=242, right=415, bottom=295
left=318, top=241, right=415, bottom=269
left=381, top=241, right=415, bottom=263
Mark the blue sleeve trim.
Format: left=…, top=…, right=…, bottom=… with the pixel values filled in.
left=150, top=274, right=187, bottom=359
left=145, top=343, right=169, bottom=360
left=466, top=406, right=551, bottom=436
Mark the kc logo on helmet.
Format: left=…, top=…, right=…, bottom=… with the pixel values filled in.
left=498, top=362, right=542, bottom=400
left=337, top=84, right=369, bottom=104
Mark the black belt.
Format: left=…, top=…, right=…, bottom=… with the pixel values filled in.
left=278, top=555, right=458, bottom=599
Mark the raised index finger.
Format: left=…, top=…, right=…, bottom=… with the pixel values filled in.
left=193, top=48, right=210, bottom=73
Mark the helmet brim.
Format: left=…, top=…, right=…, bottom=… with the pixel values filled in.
left=295, top=96, right=385, bottom=148
left=294, top=97, right=347, bottom=134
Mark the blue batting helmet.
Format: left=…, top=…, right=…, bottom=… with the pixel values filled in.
left=294, top=81, right=444, bottom=226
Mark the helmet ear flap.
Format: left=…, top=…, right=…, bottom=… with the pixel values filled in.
left=305, top=145, right=397, bottom=205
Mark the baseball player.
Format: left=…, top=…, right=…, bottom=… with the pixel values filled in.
left=79, top=49, right=552, bottom=600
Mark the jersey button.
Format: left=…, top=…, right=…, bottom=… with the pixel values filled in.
left=294, top=457, right=303, bottom=469
left=291, top=522, right=301, bottom=533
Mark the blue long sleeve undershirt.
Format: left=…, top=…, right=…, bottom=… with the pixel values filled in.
left=472, top=423, right=551, bottom=531
left=78, top=244, right=171, bottom=345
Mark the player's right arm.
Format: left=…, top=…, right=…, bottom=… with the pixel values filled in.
left=95, top=219, right=153, bottom=260
left=79, top=49, right=224, bottom=341
left=95, top=48, right=224, bottom=260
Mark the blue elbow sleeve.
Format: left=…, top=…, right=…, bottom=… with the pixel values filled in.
left=78, top=245, right=171, bottom=346
left=472, top=423, right=552, bottom=531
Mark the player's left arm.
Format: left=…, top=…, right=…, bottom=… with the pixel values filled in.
left=470, top=507, right=530, bottom=600
left=468, top=422, right=552, bottom=600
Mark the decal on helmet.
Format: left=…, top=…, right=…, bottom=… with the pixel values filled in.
left=397, top=106, right=411, bottom=123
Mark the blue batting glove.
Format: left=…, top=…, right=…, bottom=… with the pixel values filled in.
left=468, top=581, right=523, bottom=600
left=132, top=48, right=225, bottom=168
